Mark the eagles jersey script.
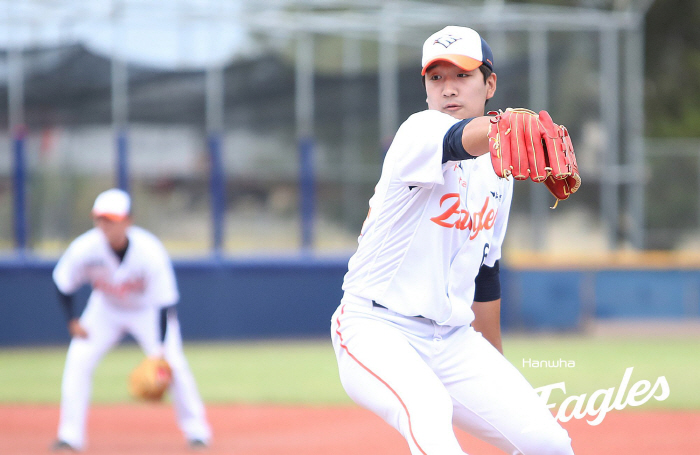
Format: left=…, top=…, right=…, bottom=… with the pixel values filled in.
left=53, top=226, right=179, bottom=311
left=343, top=110, right=513, bottom=327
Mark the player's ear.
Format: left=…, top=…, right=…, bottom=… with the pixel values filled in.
left=485, top=73, right=497, bottom=100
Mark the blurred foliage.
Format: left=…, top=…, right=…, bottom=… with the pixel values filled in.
left=509, top=0, right=700, bottom=137
left=646, top=156, right=698, bottom=230
left=646, top=0, right=700, bottom=137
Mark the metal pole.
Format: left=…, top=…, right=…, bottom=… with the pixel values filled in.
left=342, top=36, right=362, bottom=230
left=296, top=33, right=315, bottom=252
left=379, top=3, right=399, bottom=148
left=111, top=55, right=129, bottom=192
left=206, top=65, right=226, bottom=256
left=116, top=128, right=128, bottom=191
left=9, top=47, right=27, bottom=253
left=624, top=21, right=645, bottom=249
left=528, top=28, right=550, bottom=251
left=600, top=26, right=620, bottom=249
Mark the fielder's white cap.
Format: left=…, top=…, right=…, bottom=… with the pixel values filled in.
left=92, top=188, right=131, bottom=221
left=421, top=26, right=494, bottom=75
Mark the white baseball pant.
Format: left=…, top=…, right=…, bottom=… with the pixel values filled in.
left=331, top=294, right=574, bottom=455
left=57, top=299, right=211, bottom=449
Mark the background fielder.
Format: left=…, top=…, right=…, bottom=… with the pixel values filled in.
left=52, top=188, right=211, bottom=451
left=331, top=26, right=575, bottom=455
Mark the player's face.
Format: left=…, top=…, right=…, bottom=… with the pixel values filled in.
left=93, top=216, right=131, bottom=250
left=424, top=62, right=497, bottom=119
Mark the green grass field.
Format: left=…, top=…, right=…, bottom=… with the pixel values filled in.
left=1, top=335, right=698, bottom=410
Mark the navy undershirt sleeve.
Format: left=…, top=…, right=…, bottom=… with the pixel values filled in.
left=473, top=260, right=501, bottom=302
left=442, top=118, right=477, bottom=163
left=159, top=306, right=175, bottom=343
left=56, top=283, right=76, bottom=322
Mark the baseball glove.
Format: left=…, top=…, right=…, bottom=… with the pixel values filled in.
left=487, top=108, right=581, bottom=207
left=128, top=357, right=172, bottom=402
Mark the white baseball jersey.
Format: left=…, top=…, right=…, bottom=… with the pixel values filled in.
left=332, top=110, right=572, bottom=455
left=53, top=225, right=211, bottom=449
left=342, top=110, right=513, bottom=327
left=53, top=226, right=178, bottom=310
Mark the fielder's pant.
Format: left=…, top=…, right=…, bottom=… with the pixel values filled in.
left=57, top=300, right=211, bottom=449
left=331, top=294, right=574, bottom=455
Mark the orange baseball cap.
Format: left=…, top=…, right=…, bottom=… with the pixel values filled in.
left=421, top=26, right=494, bottom=75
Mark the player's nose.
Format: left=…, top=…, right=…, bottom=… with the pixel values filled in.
left=442, top=81, right=457, bottom=97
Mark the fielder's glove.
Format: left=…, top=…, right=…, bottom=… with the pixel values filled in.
left=128, top=357, right=172, bottom=401
left=487, top=108, right=581, bottom=207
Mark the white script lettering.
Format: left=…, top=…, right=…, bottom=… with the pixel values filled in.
left=533, top=367, right=670, bottom=426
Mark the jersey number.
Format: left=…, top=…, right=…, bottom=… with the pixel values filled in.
left=480, top=243, right=490, bottom=267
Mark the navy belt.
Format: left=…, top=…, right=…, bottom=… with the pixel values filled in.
left=372, top=300, right=425, bottom=319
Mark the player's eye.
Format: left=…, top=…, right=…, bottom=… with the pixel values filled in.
left=457, top=73, right=469, bottom=78
left=429, top=74, right=441, bottom=81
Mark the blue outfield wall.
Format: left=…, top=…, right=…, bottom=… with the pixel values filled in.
left=0, top=257, right=348, bottom=346
left=1, top=258, right=699, bottom=346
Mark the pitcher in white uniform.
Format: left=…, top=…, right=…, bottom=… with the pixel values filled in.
left=331, top=26, right=575, bottom=455
left=51, top=188, right=211, bottom=452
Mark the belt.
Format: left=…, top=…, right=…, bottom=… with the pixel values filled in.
left=372, top=301, right=425, bottom=319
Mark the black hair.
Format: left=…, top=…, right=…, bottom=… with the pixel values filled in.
left=479, top=65, right=493, bottom=106
left=478, top=64, right=493, bottom=82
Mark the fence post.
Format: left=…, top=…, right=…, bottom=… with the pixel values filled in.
left=111, top=54, right=129, bottom=193
left=296, top=33, right=315, bottom=252
left=12, top=126, right=27, bottom=252
left=9, top=48, right=27, bottom=253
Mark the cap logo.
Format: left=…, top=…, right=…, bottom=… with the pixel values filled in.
left=433, top=34, right=461, bottom=49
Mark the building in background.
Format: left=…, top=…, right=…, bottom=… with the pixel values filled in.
left=0, top=0, right=671, bottom=257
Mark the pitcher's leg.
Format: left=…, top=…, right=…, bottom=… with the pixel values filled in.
left=332, top=305, right=465, bottom=455
left=442, top=328, right=573, bottom=455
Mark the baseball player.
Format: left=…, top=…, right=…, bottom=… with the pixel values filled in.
left=331, top=26, right=576, bottom=454
left=51, top=188, right=212, bottom=452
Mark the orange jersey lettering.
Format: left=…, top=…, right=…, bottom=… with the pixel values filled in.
left=430, top=193, right=497, bottom=239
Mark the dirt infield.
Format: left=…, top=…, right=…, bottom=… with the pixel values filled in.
left=1, top=404, right=698, bottom=454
